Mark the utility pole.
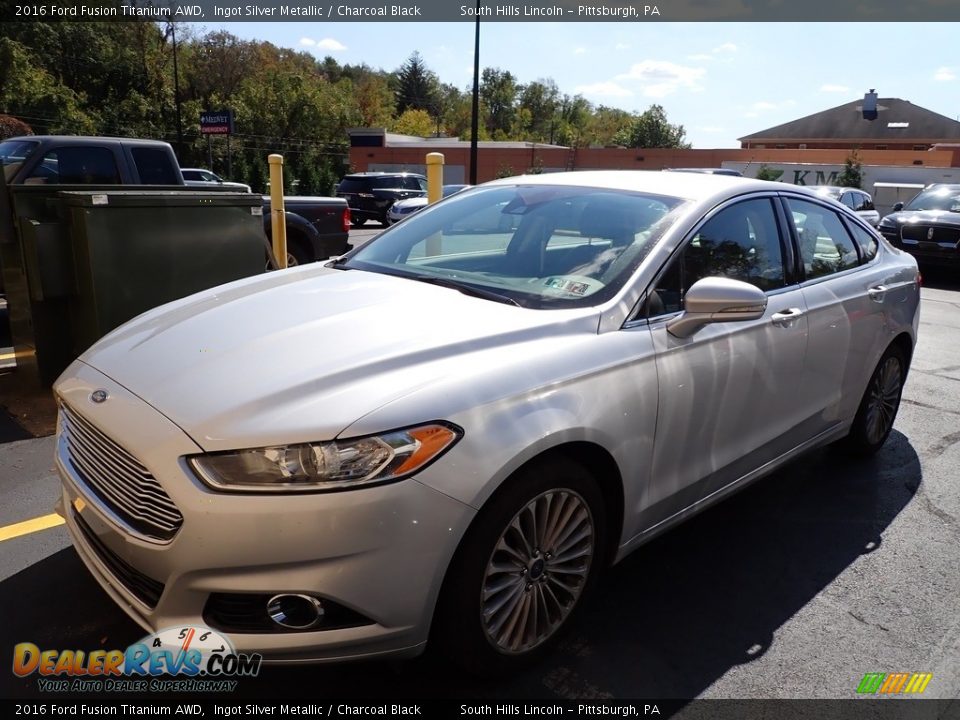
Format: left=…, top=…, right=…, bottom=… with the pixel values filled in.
left=469, top=1, right=480, bottom=184
left=169, top=21, right=184, bottom=159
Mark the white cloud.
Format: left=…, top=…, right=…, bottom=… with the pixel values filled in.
left=300, top=37, right=347, bottom=52
left=713, top=42, right=737, bottom=53
left=820, top=84, right=850, bottom=93
left=934, top=66, right=956, bottom=81
left=616, top=60, right=706, bottom=97
left=748, top=99, right=795, bottom=113
left=574, top=47, right=587, bottom=55
left=574, top=81, right=634, bottom=98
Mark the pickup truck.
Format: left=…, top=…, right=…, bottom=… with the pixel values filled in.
left=0, top=135, right=351, bottom=264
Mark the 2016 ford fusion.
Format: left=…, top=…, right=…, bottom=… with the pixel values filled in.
left=54, top=171, right=920, bottom=673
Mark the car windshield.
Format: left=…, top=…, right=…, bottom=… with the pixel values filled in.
left=904, top=186, right=960, bottom=212
left=1, top=139, right=39, bottom=182
left=340, top=184, right=685, bottom=309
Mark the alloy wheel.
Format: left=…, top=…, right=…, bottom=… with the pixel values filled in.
left=864, top=356, right=902, bottom=445
left=480, top=489, right=595, bottom=654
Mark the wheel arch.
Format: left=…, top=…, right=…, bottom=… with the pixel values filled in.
left=890, top=331, right=914, bottom=375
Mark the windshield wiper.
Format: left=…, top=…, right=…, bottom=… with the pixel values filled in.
left=409, top=275, right=521, bottom=306
left=326, top=256, right=351, bottom=270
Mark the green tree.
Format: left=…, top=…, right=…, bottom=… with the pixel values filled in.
left=393, top=108, right=436, bottom=137
left=518, top=79, right=560, bottom=142
left=836, top=149, right=863, bottom=188
left=754, top=165, right=783, bottom=181
left=480, top=68, right=518, bottom=137
left=394, top=51, right=440, bottom=116
left=612, top=104, right=690, bottom=149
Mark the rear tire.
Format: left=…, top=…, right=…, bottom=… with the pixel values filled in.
left=843, top=346, right=907, bottom=456
left=350, top=216, right=366, bottom=228
left=432, top=457, right=606, bottom=675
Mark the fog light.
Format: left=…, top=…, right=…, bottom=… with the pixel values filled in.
left=267, top=594, right=325, bottom=630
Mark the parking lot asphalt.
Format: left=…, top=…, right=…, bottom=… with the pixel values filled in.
left=1, top=271, right=958, bottom=706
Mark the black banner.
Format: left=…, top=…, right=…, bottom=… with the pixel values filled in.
left=3, top=0, right=960, bottom=22
left=1, top=699, right=959, bottom=720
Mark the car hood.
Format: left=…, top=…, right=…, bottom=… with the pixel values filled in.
left=79, top=266, right=594, bottom=451
left=882, top=209, right=960, bottom=227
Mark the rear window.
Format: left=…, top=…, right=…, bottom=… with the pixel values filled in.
left=1, top=139, right=39, bottom=182
left=25, top=147, right=120, bottom=185
left=131, top=147, right=179, bottom=184
left=337, top=178, right=369, bottom=193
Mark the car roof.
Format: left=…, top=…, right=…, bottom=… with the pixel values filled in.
left=484, top=169, right=779, bottom=201
left=343, top=171, right=426, bottom=178
left=5, top=135, right=173, bottom=147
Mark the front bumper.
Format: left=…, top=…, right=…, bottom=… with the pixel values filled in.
left=55, top=361, right=476, bottom=662
left=882, top=227, right=960, bottom=266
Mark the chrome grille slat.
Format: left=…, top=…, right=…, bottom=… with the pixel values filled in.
left=59, top=402, right=184, bottom=541
left=64, top=418, right=180, bottom=510
left=67, top=443, right=182, bottom=530
left=65, top=407, right=159, bottom=481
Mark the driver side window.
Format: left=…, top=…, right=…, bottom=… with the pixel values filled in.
left=646, top=198, right=785, bottom=317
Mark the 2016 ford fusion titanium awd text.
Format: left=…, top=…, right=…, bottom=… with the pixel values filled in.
left=53, top=171, right=920, bottom=673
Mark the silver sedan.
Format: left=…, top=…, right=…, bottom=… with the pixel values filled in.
left=53, top=171, right=919, bottom=673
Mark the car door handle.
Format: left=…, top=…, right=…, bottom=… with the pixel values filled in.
left=868, top=285, right=889, bottom=302
left=771, top=308, right=805, bottom=327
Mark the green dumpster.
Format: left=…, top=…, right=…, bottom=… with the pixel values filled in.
left=12, top=190, right=267, bottom=384
left=61, top=190, right=267, bottom=362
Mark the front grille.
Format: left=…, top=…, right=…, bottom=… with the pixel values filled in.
left=901, top=224, right=960, bottom=245
left=73, top=509, right=165, bottom=608
left=59, top=402, right=183, bottom=542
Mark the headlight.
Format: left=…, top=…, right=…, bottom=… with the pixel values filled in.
left=189, top=423, right=461, bottom=493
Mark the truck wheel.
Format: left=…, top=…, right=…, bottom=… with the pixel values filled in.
left=285, top=238, right=312, bottom=267
left=432, top=457, right=606, bottom=675
left=351, top=216, right=366, bottom=228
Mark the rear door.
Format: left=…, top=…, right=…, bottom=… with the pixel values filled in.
left=643, top=195, right=811, bottom=526
left=781, top=195, right=902, bottom=433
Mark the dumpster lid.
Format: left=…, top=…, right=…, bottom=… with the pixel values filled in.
left=57, top=190, right=264, bottom=208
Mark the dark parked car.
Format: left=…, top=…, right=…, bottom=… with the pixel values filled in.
left=877, top=183, right=960, bottom=266
left=336, top=172, right=427, bottom=227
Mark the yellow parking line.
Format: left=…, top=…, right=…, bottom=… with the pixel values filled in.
left=0, top=513, right=66, bottom=542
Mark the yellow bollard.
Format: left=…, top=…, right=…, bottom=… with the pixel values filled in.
left=425, top=153, right=444, bottom=256
left=426, top=152, right=444, bottom=204
left=268, top=154, right=287, bottom=269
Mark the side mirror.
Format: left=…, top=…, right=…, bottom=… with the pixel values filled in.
left=666, top=277, right=768, bottom=338
left=892, top=202, right=904, bottom=212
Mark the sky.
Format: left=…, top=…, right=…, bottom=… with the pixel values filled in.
left=199, top=22, right=960, bottom=148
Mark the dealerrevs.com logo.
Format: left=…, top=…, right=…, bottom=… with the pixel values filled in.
left=13, top=626, right=261, bottom=693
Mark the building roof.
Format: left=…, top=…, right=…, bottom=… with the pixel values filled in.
left=739, top=98, right=960, bottom=142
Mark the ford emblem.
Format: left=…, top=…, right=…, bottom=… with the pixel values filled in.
left=90, top=389, right=108, bottom=404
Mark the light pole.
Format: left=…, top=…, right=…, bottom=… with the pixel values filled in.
left=469, top=0, right=480, bottom=185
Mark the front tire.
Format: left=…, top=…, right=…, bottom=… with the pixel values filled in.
left=433, top=457, right=606, bottom=675
left=844, top=346, right=907, bottom=455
